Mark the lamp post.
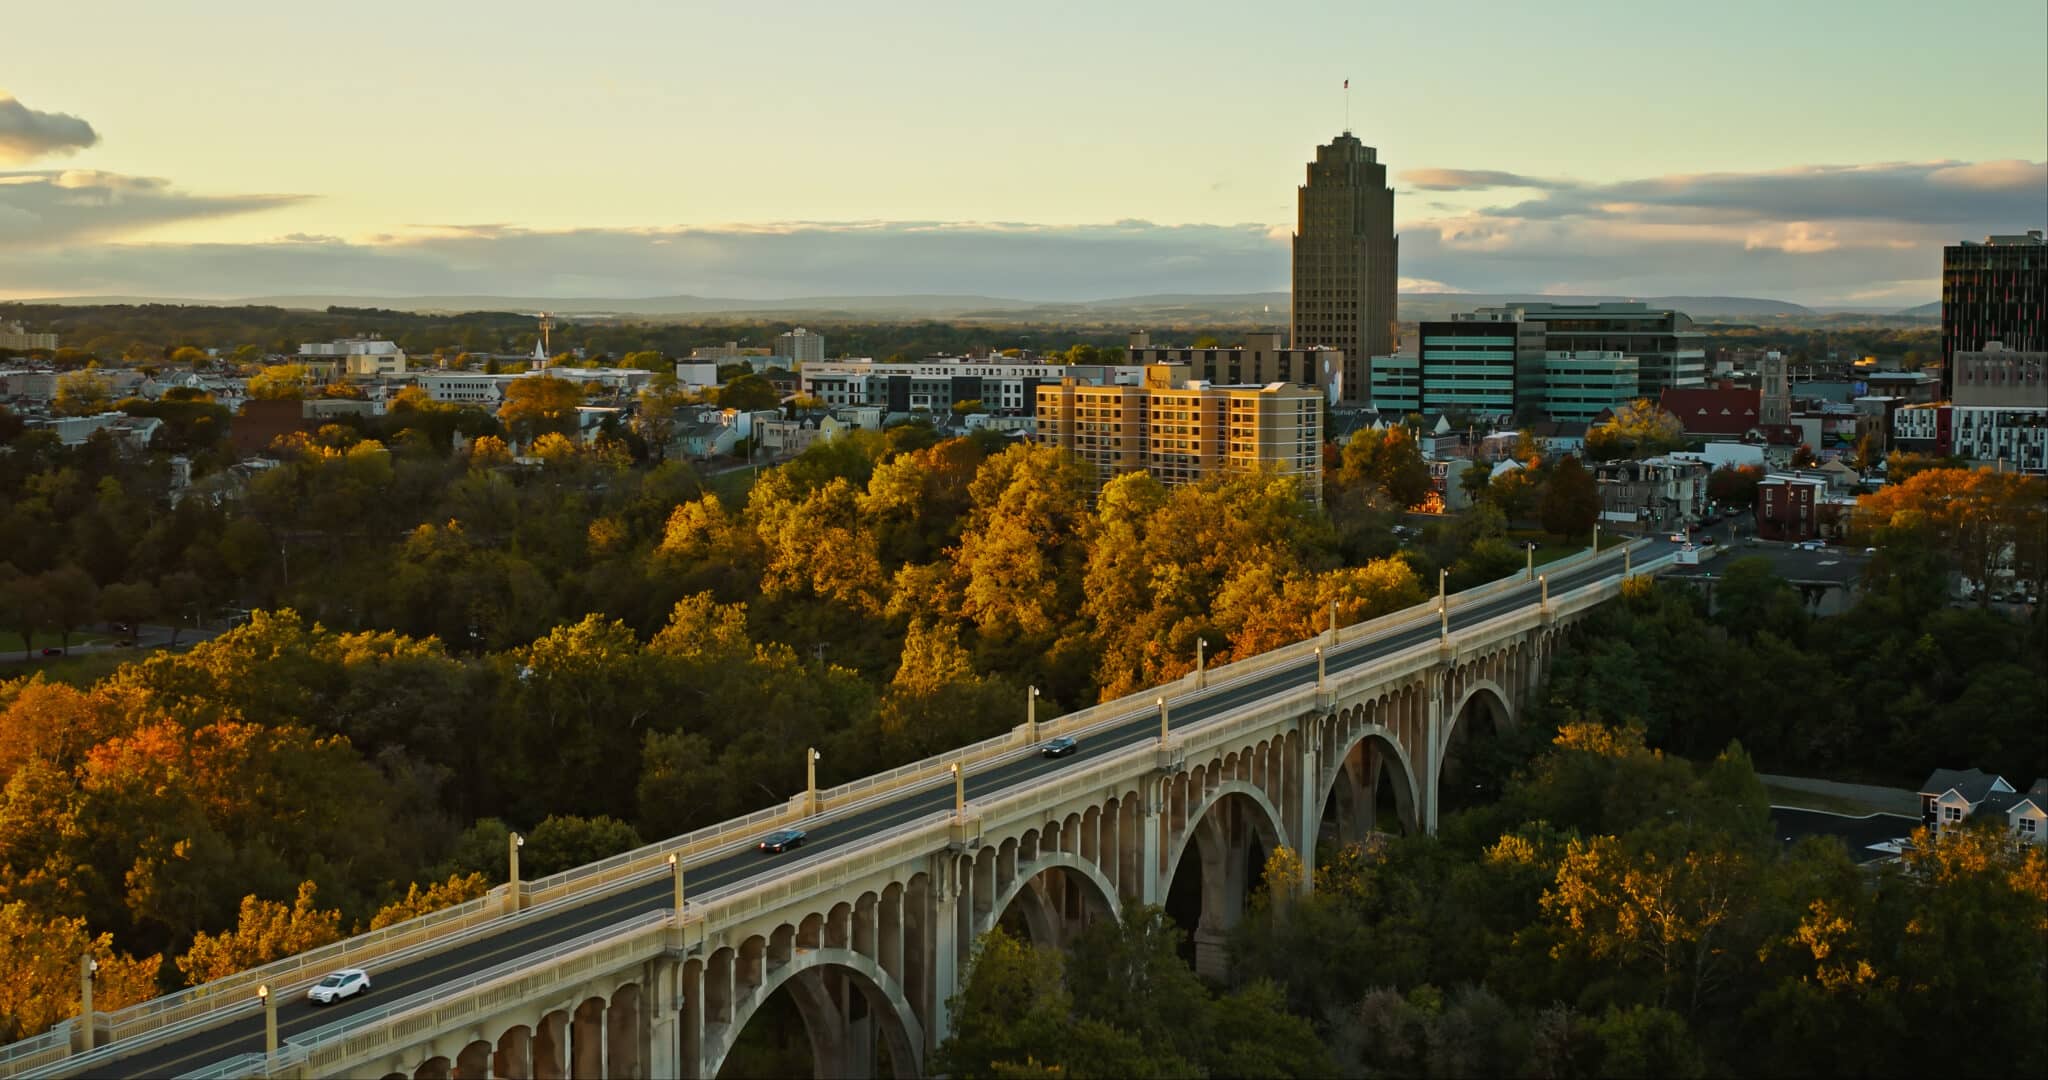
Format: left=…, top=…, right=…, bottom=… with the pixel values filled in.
left=1329, top=598, right=1339, bottom=642
left=1195, top=638, right=1207, bottom=689
left=805, top=748, right=821, bottom=816
left=666, top=853, right=685, bottom=930
left=1526, top=542, right=1535, bottom=581
left=1315, top=646, right=1326, bottom=692
left=508, top=831, right=524, bottom=912
left=1438, top=569, right=1449, bottom=643
left=1025, top=685, right=1040, bottom=744
left=257, top=984, right=278, bottom=1072
left=1624, top=544, right=1632, bottom=580
left=1540, top=573, right=1550, bottom=613
left=78, top=955, right=97, bottom=1053
left=949, top=763, right=965, bottom=819
left=1157, top=696, right=1170, bottom=745
left=1592, top=521, right=1601, bottom=554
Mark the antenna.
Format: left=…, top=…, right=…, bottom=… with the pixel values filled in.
left=1343, top=77, right=1350, bottom=134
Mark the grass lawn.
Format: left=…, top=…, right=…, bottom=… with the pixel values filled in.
left=1, top=650, right=133, bottom=687
left=704, top=465, right=763, bottom=507
left=1764, top=783, right=1889, bottom=816
left=0, top=630, right=111, bottom=655
left=1504, top=529, right=1585, bottom=567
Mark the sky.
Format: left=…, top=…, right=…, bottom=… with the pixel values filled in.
left=2, top=0, right=2044, bottom=308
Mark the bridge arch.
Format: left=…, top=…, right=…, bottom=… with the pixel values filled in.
left=1164, top=780, right=1289, bottom=979
left=1438, top=678, right=1514, bottom=816
left=705, top=945, right=924, bottom=1080
left=981, top=848, right=1120, bottom=948
left=1318, top=723, right=1421, bottom=843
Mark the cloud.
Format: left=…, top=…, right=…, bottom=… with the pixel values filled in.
left=0, top=220, right=1293, bottom=302
left=0, top=93, right=99, bottom=162
left=0, top=169, right=310, bottom=246
left=2, top=159, right=2036, bottom=308
left=1467, top=160, right=2046, bottom=226
left=1398, top=168, right=1560, bottom=192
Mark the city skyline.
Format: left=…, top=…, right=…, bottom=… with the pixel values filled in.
left=2, top=0, right=2044, bottom=306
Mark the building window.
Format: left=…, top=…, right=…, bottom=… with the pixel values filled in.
left=2021, top=817, right=2037, bottom=836
left=1942, top=806, right=1963, bottom=823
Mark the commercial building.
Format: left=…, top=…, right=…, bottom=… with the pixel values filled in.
left=1892, top=402, right=2048, bottom=473
left=1369, top=354, right=1421, bottom=415
left=1405, top=313, right=1548, bottom=418
left=776, top=328, right=825, bottom=364
left=1126, top=331, right=1345, bottom=403
left=1541, top=351, right=1638, bottom=423
left=298, top=338, right=408, bottom=378
left=1502, top=302, right=1706, bottom=394
left=1036, top=365, right=1323, bottom=504
left=801, top=358, right=1145, bottom=414
left=1952, top=341, right=2048, bottom=408
left=1292, top=131, right=1399, bottom=366
left=1942, top=231, right=2046, bottom=400
left=0, top=322, right=57, bottom=352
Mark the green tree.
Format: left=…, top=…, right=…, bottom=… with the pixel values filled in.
left=1541, top=455, right=1600, bottom=540
left=714, top=373, right=780, bottom=412
left=1339, top=426, right=1432, bottom=508
left=38, top=566, right=98, bottom=653
left=97, top=580, right=158, bottom=636
left=520, top=814, right=643, bottom=878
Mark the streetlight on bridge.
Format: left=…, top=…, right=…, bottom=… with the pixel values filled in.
left=257, top=984, right=278, bottom=1073
left=508, top=831, right=524, bottom=913
left=1157, top=696, right=1170, bottom=746
left=1438, top=568, right=1450, bottom=644
left=78, top=955, right=98, bottom=1052
left=949, top=763, right=965, bottom=820
left=1195, top=638, right=1207, bottom=689
left=805, top=748, right=822, bottom=816
left=666, top=853, right=685, bottom=931
left=1025, top=685, right=1040, bottom=744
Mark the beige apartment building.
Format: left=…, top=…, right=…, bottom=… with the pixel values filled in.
left=1035, top=364, right=1324, bottom=504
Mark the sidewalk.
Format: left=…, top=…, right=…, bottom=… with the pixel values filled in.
left=1759, top=773, right=1920, bottom=817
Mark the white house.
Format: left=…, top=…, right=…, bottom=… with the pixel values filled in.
left=1919, top=769, right=2047, bottom=846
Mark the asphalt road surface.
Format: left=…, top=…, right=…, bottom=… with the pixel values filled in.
left=99, top=541, right=1674, bottom=1079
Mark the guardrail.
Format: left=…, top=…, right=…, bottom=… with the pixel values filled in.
left=1, top=544, right=1634, bottom=1076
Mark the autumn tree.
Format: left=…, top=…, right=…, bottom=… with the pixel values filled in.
left=52, top=371, right=113, bottom=417
left=0, top=903, right=160, bottom=1042
left=245, top=364, right=309, bottom=400
left=1337, top=426, right=1432, bottom=508
left=1705, top=464, right=1763, bottom=509
left=498, top=375, right=584, bottom=443
left=1586, top=400, right=1685, bottom=461
left=175, top=881, right=345, bottom=985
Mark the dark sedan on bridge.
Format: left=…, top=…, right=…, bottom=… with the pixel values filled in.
left=1040, top=736, right=1080, bottom=759
left=757, top=828, right=807, bottom=854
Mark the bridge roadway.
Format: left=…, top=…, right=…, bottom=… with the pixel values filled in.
left=103, top=540, right=1675, bottom=1079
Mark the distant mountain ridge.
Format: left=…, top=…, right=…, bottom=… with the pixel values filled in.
left=16, top=291, right=1927, bottom=323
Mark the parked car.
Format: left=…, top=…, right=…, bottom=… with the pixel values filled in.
left=1040, top=736, right=1080, bottom=759
left=757, top=828, right=807, bottom=854
left=39, top=648, right=60, bottom=657
left=306, top=968, right=370, bottom=1005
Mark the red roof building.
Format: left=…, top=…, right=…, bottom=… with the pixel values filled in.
left=1659, top=385, right=1761, bottom=439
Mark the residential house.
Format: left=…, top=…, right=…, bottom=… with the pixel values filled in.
left=1919, top=769, right=2047, bottom=846
left=1592, top=456, right=1710, bottom=530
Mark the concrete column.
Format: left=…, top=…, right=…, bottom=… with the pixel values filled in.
left=836, top=970, right=876, bottom=1080
left=1101, top=796, right=1122, bottom=900
left=646, top=959, right=679, bottom=1080
left=1138, top=779, right=1163, bottom=905
left=929, top=857, right=960, bottom=1054
left=1424, top=676, right=1443, bottom=835
left=1298, top=730, right=1320, bottom=892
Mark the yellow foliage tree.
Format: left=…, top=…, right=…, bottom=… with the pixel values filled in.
left=367, top=872, right=492, bottom=931
left=174, top=881, right=345, bottom=985
left=0, top=903, right=160, bottom=1042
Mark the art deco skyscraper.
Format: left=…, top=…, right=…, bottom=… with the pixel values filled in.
left=1292, top=132, right=1398, bottom=370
